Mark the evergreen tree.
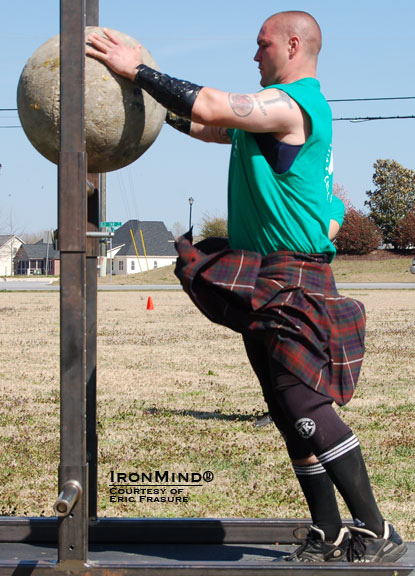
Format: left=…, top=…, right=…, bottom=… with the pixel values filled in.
left=365, top=159, right=415, bottom=246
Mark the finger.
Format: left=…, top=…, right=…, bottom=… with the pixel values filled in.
left=85, top=46, right=108, bottom=61
left=87, top=33, right=114, bottom=50
left=102, top=28, right=120, bottom=44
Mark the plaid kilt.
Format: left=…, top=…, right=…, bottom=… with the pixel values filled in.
left=174, top=232, right=366, bottom=406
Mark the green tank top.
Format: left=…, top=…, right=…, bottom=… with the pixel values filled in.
left=228, top=77, right=341, bottom=261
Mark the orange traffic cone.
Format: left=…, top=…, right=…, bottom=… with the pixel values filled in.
left=146, top=296, right=154, bottom=310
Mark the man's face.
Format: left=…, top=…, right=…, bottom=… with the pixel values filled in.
left=254, top=19, right=288, bottom=87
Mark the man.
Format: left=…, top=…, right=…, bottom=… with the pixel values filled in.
left=87, top=11, right=406, bottom=563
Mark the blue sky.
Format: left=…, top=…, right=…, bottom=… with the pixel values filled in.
left=1, top=0, right=415, bottom=236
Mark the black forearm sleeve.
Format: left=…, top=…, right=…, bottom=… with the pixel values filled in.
left=165, top=111, right=191, bottom=135
left=134, top=64, right=203, bottom=119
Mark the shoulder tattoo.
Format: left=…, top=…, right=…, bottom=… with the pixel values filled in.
left=262, top=89, right=293, bottom=110
left=228, top=93, right=254, bottom=117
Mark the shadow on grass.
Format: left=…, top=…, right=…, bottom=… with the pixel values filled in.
left=144, top=407, right=255, bottom=422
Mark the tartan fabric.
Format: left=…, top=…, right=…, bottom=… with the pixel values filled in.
left=174, top=232, right=366, bottom=406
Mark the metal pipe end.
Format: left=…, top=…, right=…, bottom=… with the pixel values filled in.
left=53, top=480, right=83, bottom=517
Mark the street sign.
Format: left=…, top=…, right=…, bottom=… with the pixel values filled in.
left=100, top=221, right=122, bottom=228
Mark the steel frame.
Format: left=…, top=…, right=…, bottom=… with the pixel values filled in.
left=57, top=0, right=88, bottom=564
left=0, top=1, right=413, bottom=574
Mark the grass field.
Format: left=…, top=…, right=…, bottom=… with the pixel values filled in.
left=97, top=251, right=415, bottom=285
left=0, top=283, right=414, bottom=539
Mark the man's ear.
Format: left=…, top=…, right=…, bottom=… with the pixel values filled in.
left=288, top=36, right=300, bottom=57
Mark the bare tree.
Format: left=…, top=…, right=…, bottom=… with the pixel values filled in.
left=20, top=230, right=50, bottom=244
left=171, top=221, right=186, bottom=239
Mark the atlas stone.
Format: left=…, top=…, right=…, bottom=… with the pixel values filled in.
left=17, top=27, right=166, bottom=173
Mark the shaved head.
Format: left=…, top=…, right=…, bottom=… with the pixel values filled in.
left=265, top=11, right=322, bottom=58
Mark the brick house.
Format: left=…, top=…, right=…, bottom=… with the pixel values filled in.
left=14, top=240, right=60, bottom=276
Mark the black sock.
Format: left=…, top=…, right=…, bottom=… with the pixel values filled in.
left=317, top=433, right=384, bottom=536
left=293, top=461, right=342, bottom=541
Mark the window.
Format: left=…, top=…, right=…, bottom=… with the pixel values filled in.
left=17, top=261, right=28, bottom=275
left=131, top=261, right=135, bottom=271
left=119, top=261, right=124, bottom=271
left=153, top=261, right=158, bottom=269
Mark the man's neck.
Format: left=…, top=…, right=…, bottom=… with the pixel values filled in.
left=275, top=62, right=317, bottom=85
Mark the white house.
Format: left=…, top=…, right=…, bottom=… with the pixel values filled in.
left=0, top=235, right=24, bottom=276
left=105, top=220, right=177, bottom=276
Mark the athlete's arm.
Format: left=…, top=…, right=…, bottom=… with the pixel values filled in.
left=328, top=196, right=345, bottom=239
left=328, top=219, right=340, bottom=240
left=86, top=29, right=303, bottom=141
left=190, top=124, right=232, bottom=144
left=192, top=86, right=301, bottom=138
left=165, top=111, right=232, bottom=144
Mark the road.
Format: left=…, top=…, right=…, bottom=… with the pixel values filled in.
left=2, top=280, right=415, bottom=291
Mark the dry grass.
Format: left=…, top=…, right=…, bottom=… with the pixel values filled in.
left=96, top=252, right=415, bottom=285
left=97, top=264, right=178, bottom=285
left=332, top=254, right=415, bottom=283
left=0, top=289, right=414, bottom=540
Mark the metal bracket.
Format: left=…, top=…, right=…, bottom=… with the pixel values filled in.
left=86, top=231, right=114, bottom=238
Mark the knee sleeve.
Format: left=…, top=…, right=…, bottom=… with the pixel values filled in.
left=243, top=335, right=312, bottom=457
left=271, top=364, right=352, bottom=455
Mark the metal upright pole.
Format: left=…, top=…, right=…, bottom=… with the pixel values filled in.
left=57, top=0, right=88, bottom=564
left=86, top=179, right=99, bottom=520
left=86, top=0, right=99, bottom=24
left=100, top=173, right=107, bottom=242
left=86, top=0, right=100, bottom=522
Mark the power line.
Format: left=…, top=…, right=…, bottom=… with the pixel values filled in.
left=333, top=115, right=415, bottom=122
left=328, top=96, right=415, bottom=103
left=1, top=96, right=415, bottom=128
left=2, top=114, right=415, bottom=129
left=1, top=95, right=415, bottom=111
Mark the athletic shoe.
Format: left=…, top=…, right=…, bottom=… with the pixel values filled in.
left=347, top=520, right=407, bottom=563
left=285, top=525, right=350, bottom=562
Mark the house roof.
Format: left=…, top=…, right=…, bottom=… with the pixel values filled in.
left=0, top=235, right=12, bottom=247
left=15, top=241, right=59, bottom=261
left=0, top=234, right=24, bottom=247
left=112, top=220, right=177, bottom=257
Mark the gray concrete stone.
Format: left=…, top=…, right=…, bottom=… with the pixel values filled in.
left=17, top=27, right=166, bottom=172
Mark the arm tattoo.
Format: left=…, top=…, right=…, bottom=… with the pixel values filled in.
left=217, top=127, right=231, bottom=143
left=263, top=89, right=293, bottom=109
left=229, top=90, right=292, bottom=120
left=254, top=94, right=268, bottom=117
left=228, top=93, right=254, bottom=117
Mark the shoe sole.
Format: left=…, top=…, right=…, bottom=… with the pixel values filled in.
left=376, top=542, right=407, bottom=563
left=357, top=542, right=408, bottom=563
